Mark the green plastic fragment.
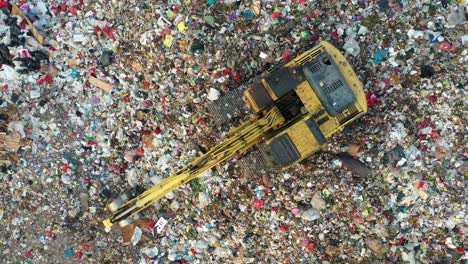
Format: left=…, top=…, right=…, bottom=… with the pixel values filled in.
left=300, top=31, right=311, bottom=38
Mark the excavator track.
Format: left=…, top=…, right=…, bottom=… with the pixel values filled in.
left=238, top=147, right=273, bottom=178
left=207, top=89, right=249, bottom=126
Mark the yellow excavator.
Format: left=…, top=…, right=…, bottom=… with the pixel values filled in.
left=102, top=41, right=368, bottom=233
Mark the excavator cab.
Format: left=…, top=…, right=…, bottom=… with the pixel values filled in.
left=244, top=41, right=367, bottom=170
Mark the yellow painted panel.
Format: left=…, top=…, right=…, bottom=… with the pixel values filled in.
left=287, top=121, right=321, bottom=157
left=317, top=115, right=339, bottom=138
left=261, top=79, right=279, bottom=101
left=295, top=81, right=322, bottom=114
left=243, top=89, right=261, bottom=112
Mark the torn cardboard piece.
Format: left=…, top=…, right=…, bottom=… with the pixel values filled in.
left=132, top=62, right=143, bottom=72
left=0, top=133, right=21, bottom=151
left=89, top=76, right=112, bottom=92
left=67, top=59, right=78, bottom=67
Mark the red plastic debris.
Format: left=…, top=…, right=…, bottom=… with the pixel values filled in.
left=428, top=95, right=438, bottom=104
left=439, top=42, right=457, bottom=52
left=140, top=128, right=151, bottom=136
left=417, top=181, right=425, bottom=188
left=252, top=199, right=264, bottom=209
left=305, top=241, right=316, bottom=253
left=19, top=50, right=30, bottom=58
left=147, top=219, right=156, bottom=229
left=383, top=78, right=391, bottom=89
left=222, top=67, right=232, bottom=76
left=232, top=70, right=241, bottom=82
left=69, top=5, right=78, bottom=16
left=366, top=91, right=378, bottom=107
left=136, top=148, right=144, bottom=156
left=46, top=231, right=56, bottom=240
left=282, top=50, right=292, bottom=62
left=353, top=217, right=364, bottom=224
left=330, top=31, right=339, bottom=40
left=430, top=130, right=439, bottom=138
left=25, top=251, right=34, bottom=259
left=102, top=26, right=116, bottom=40
left=397, top=237, right=405, bottom=245
left=76, top=251, right=83, bottom=260
left=154, top=127, right=161, bottom=135
left=49, top=3, right=58, bottom=13
left=311, top=34, right=320, bottom=43
left=271, top=12, right=281, bottom=20
left=190, top=248, right=197, bottom=255
left=48, top=46, right=57, bottom=52
left=198, top=118, right=206, bottom=125
left=80, top=241, right=90, bottom=251
left=37, top=74, right=54, bottom=86
left=417, top=134, right=427, bottom=140
left=87, top=140, right=97, bottom=145
left=279, top=224, right=288, bottom=232
left=62, top=163, right=69, bottom=172
left=143, top=82, right=151, bottom=88
left=44, top=74, right=54, bottom=84
left=454, top=247, right=465, bottom=255
left=143, top=101, right=153, bottom=107
left=417, top=118, right=431, bottom=129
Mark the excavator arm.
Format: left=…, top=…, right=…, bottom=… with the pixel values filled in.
left=102, top=107, right=285, bottom=229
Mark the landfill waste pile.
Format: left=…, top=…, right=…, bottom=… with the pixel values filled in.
left=0, top=0, right=467, bottom=263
